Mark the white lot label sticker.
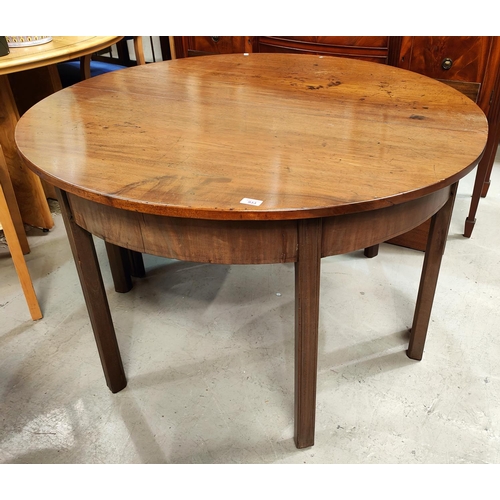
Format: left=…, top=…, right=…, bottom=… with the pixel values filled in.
left=240, top=198, right=263, bottom=206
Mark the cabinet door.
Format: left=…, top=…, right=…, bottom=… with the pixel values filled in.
left=398, top=36, right=495, bottom=109
left=255, top=36, right=392, bottom=64
left=174, top=36, right=251, bottom=58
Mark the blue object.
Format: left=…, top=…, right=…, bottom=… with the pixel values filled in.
left=57, top=59, right=127, bottom=87
left=58, top=37, right=141, bottom=87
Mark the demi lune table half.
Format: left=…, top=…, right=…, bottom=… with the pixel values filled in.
left=14, top=54, right=488, bottom=448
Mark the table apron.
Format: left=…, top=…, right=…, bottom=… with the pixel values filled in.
left=321, top=187, right=451, bottom=257
left=66, top=186, right=452, bottom=265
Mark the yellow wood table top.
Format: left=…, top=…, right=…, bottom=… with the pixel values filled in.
left=15, top=53, right=488, bottom=220
left=0, top=36, right=123, bottom=76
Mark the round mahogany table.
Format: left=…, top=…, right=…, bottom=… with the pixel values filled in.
left=15, top=54, right=488, bottom=448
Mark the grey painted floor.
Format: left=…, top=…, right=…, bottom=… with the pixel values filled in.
left=1, top=155, right=499, bottom=465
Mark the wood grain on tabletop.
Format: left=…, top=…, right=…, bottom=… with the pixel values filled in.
left=15, top=53, right=488, bottom=220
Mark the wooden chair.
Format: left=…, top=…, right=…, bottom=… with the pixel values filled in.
left=58, top=37, right=146, bottom=87
left=0, top=146, right=42, bottom=320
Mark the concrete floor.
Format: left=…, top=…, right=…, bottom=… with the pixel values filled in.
left=1, top=155, right=499, bottom=465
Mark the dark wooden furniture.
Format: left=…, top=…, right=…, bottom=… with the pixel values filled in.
left=173, top=36, right=253, bottom=58
left=173, top=36, right=500, bottom=247
left=391, top=37, right=500, bottom=248
left=16, top=54, right=487, bottom=448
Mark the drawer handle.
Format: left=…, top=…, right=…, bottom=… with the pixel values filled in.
left=441, top=58, right=453, bottom=70
left=211, top=36, right=220, bottom=43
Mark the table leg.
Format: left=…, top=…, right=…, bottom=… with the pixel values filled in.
left=0, top=145, right=29, bottom=254
left=57, top=188, right=127, bottom=393
left=105, top=241, right=133, bottom=293
left=407, top=183, right=458, bottom=361
left=465, top=78, right=500, bottom=237
left=0, top=75, right=54, bottom=230
left=0, top=183, right=42, bottom=320
left=8, top=66, right=62, bottom=200
left=479, top=88, right=500, bottom=199
left=128, top=250, right=146, bottom=278
left=294, top=218, right=322, bottom=449
left=465, top=152, right=491, bottom=238
left=364, top=244, right=379, bottom=258
left=105, top=243, right=145, bottom=292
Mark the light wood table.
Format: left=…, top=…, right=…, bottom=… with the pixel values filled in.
left=15, top=54, right=488, bottom=448
left=0, top=36, right=122, bottom=238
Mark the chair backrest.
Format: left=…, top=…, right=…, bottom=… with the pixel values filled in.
left=58, top=36, right=147, bottom=87
left=81, top=36, right=146, bottom=78
left=133, top=37, right=146, bottom=65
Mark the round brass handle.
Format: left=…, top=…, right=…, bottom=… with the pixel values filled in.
left=212, top=36, right=220, bottom=43
left=442, top=58, right=453, bottom=70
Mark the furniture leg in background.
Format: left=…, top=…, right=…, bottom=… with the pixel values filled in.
left=0, top=75, right=54, bottom=229
left=0, top=145, right=29, bottom=254
left=104, top=242, right=145, bottom=293
left=408, top=183, right=458, bottom=360
left=464, top=82, right=500, bottom=237
left=0, top=146, right=41, bottom=320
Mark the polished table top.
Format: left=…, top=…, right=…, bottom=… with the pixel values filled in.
left=0, top=36, right=123, bottom=75
left=15, top=53, right=488, bottom=220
